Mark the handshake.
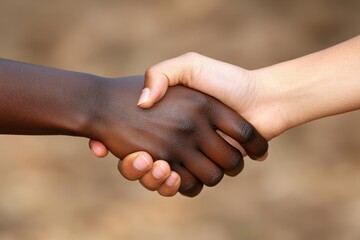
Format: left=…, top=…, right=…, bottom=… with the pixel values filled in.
left=1, top=36, right=358, bottom=197
left=0, top=54, right=268, bottom=198
left=87, top=74, right=268, bottom=197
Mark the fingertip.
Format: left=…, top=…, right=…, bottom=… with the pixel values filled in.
left=133, top=154, right=152, bottom=172
left=152, top=160, right=171, bottom=180
left=89, top=140, right=108, bottom=158
left=138, top=160, right=173, bottom=191
left=256, top=151, right=268, bottom=162
left=138, top=86, right=169, bottom=109
left=137, top=100, right=155, bottom=109
left=224, top=155, right=244, bottom=177
left=137, top=87, right=151, bottom=107
left=180, top=182, right=203, bottom=198
left=158, top=171, right=181, bottom=197
left=119, top=151, right=154, bottom=181
left=166, top=171, right=181, bottom=187
left=96, top=146, right=109, bottom=158
left=139, top=71, right=170, bottom=108
left=137, top=87, right=160, bottom=109
left=248, top=140, right=269, bottom=161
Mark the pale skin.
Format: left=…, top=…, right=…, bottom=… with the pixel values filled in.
left=90, top=35, right=360, bottom=196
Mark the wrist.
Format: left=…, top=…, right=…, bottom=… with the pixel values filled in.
left=252, top=36, right=360, bottom=138
left=248, top=66, right=292, bottom=139
left=252, top=56, right=324, bottom=137
left=80, top=76, right=140, bottom=142
left=62, top=74, right=107, bottom=139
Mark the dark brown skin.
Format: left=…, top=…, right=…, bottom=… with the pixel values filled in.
left=0, top=58, right=268, bottom=197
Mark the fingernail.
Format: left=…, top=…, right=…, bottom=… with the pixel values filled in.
left=165, top=172, right=178, bottom=187
left=137, top=88, right=150, bottom=106
left=152, top=163, right=166, bottom=179
left=133, top=154, right=150, bottom=171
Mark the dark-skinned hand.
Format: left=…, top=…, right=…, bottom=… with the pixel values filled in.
left=86, top=76, right=268, bottom=197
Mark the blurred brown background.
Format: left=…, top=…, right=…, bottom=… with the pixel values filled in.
left=0, top=0, right=360, bottom=239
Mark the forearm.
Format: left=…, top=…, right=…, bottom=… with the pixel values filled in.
left=0, top=58, right=100, bottom=137
left=256, top=35, right=360, bottom=132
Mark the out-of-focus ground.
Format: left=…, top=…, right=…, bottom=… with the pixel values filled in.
left=0, top=0, right=360, bottom=239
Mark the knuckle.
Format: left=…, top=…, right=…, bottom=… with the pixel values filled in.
left=144, top=67, right=156, bottom=80
left=182, top=88, right=209, bottom=107
left=194, top=93, right=210, bottom=106
left=177, top=119, right=197, bottom=135
left=186, top=93, right=211, bottom=114
left=205, top=170, right=224, bottom=187
left=179, top=180, right=203, bottom=197
left=182, top=52, right=200, bottom=60
left=239, top=123, right=256, bottom=143
left=224, top=161, right=244, bottom=177
left=223, top=150, right=243, bottom=172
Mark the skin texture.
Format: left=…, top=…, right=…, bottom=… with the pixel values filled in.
left=0, top=58, right=268, bottom=197
left=90, top=35, right=360, bottom=196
